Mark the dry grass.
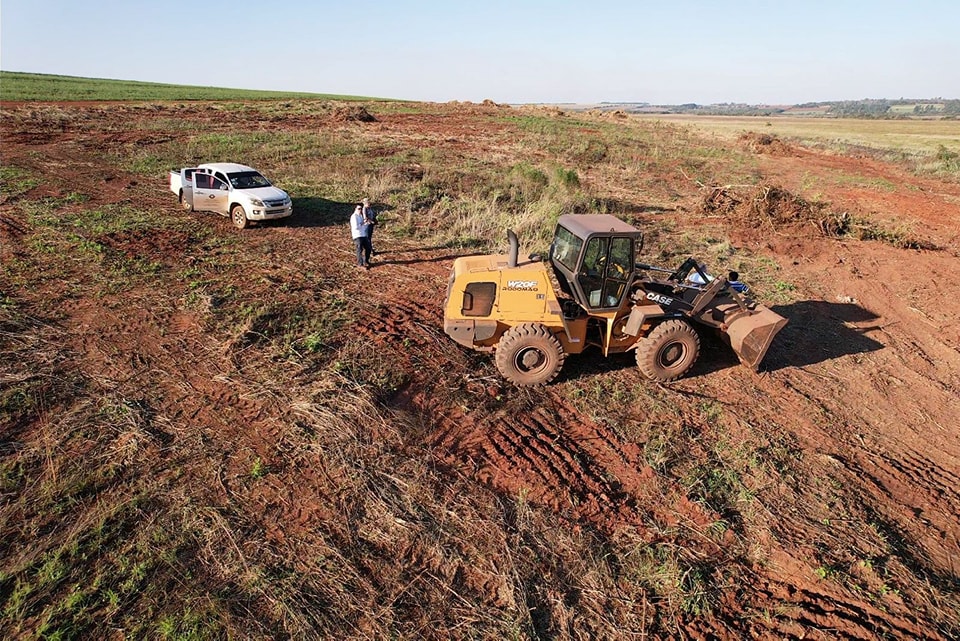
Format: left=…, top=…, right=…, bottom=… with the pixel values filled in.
left=4, top=99, right=959, bottom=639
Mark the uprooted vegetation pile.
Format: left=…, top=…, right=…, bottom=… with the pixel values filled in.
left=739, top=131, right=796, bottom=156
left=329, top=105, right=377, bottom=123
left=698, top=182, right=932, bottom=248
left=699, top=182, right=833, bottom=231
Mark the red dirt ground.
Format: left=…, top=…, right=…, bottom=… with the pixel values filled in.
left=2, top=101, right=959, bottom=639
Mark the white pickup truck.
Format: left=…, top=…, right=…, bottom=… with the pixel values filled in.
left=169, top=163, right=293, bottom=229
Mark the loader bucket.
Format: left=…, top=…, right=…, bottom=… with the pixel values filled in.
left=724, top=305, right=788, bottom=370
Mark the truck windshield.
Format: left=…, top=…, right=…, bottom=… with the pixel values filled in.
left=551, top=225, right=583, bottom=272
left=228, top=171, right=271, bottom=189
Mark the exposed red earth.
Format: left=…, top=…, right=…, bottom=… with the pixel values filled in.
left=2, top=101, right=959, bottom=639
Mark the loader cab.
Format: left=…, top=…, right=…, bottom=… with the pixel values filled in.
left=549, top=214, right=644, bottom=312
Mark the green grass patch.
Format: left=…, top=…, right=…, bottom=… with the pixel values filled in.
left=0, top=166, right=40, bottom=199
left=0, top=70, right=382, bottom=102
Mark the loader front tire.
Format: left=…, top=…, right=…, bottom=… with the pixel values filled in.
left=496, top=324, right=565, bottom=387
left=636, top=319, right=700, bottom=382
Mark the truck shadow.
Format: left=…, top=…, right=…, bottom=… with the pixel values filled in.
left=561, top=300, right=885, bottom=382
left=285, top=197, right=357, bottom=228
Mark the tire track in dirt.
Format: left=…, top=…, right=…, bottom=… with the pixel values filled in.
left=774, top=357, right=960, bottom=576
left=683, top=362, right=959, bottom=638
left=832, top=446, right=960, bottom=573
left=425, top=397, right=648, bottom=532
left=354, top=294, right=445, bottom=344
left=410, top=385, right=722, bottom=536
left=748, top=573, right=946, bottom=641
left=58, top=285, right=289, bottom=487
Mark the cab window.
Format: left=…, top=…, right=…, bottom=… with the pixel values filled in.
left=599, top=236, right=632, bottom=307
left=606, top=237, right=632, bottom=280
left=552, top=225, right=584, bottom=272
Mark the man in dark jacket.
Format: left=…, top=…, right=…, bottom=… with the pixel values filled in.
left=362, top=198, right=378, bottom=255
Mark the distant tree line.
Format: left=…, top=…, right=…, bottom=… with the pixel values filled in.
left=792, top=98, right=959, bottom=118
left=634, top=98, right=958, bottom=119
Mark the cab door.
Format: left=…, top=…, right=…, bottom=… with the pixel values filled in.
left=576, top=236, right=633, bottom=309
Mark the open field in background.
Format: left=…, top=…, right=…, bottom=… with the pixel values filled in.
left=641, top=114, right=960, bottom=165
left=0, top=71, right=379, bottom=102
left=2, top=89, right=960, bottom=640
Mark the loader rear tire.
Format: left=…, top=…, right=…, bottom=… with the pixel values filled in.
left=636, top=319, right=700, bottom=382
left=495, top=324, right=565, bottom=387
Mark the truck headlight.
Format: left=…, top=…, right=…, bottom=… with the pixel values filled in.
left=249, top=198, right=264, bottom=207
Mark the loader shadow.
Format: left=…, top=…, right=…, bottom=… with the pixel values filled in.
left=762, top=300, right=885, bottom=371
left=561, top=300, right=885, bottom=382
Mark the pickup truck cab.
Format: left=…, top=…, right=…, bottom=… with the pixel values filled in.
left=169, top=163, right=293, bottom=229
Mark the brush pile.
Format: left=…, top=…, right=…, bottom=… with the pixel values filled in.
left=739, top=132, right=795, bottom=156
left=699, top=182, right=851, bottom=236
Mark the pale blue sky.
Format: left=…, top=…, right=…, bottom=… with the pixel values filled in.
left=1, top=0, right=957, bottom=104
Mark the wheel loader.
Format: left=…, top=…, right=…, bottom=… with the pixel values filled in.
left=442, top=214, right=787, bottom=386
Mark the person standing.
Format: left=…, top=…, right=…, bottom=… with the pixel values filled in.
left=362, top=198, right=378, bottom=255
left=350, top=204, right=372, bottom=269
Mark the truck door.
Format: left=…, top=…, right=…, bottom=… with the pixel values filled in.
left=192, top=170, right=229, bottom=215
left=208, top=172, right=231, bottom=215
left=181, top=168, right=196, bottom=208
left=191, top=170, right=214, bottom=212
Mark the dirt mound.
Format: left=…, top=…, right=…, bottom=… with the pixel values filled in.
left=739, top=131, right=796, bottom=155
left=699, top=182, right=854, bottom=236
left=329, top=104, right=377, bottom=123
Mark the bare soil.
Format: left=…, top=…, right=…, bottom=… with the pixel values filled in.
left=2, top=101, right=959, bottom=639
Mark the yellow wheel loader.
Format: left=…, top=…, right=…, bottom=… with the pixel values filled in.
left=443, top=214, right=787, bottom=386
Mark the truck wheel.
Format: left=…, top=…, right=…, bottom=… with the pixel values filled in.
left=231, top=204, right=248, bottom=229
left=495, top=323, right=565, bottom=387
left=636, top=319, right=700, bottom=382
left=179, top=190, right=193, bottom=212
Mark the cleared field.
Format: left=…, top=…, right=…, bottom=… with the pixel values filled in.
left=3, top=93, right=960, bottom=639
left=639, top=113, right=960, bottom=156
